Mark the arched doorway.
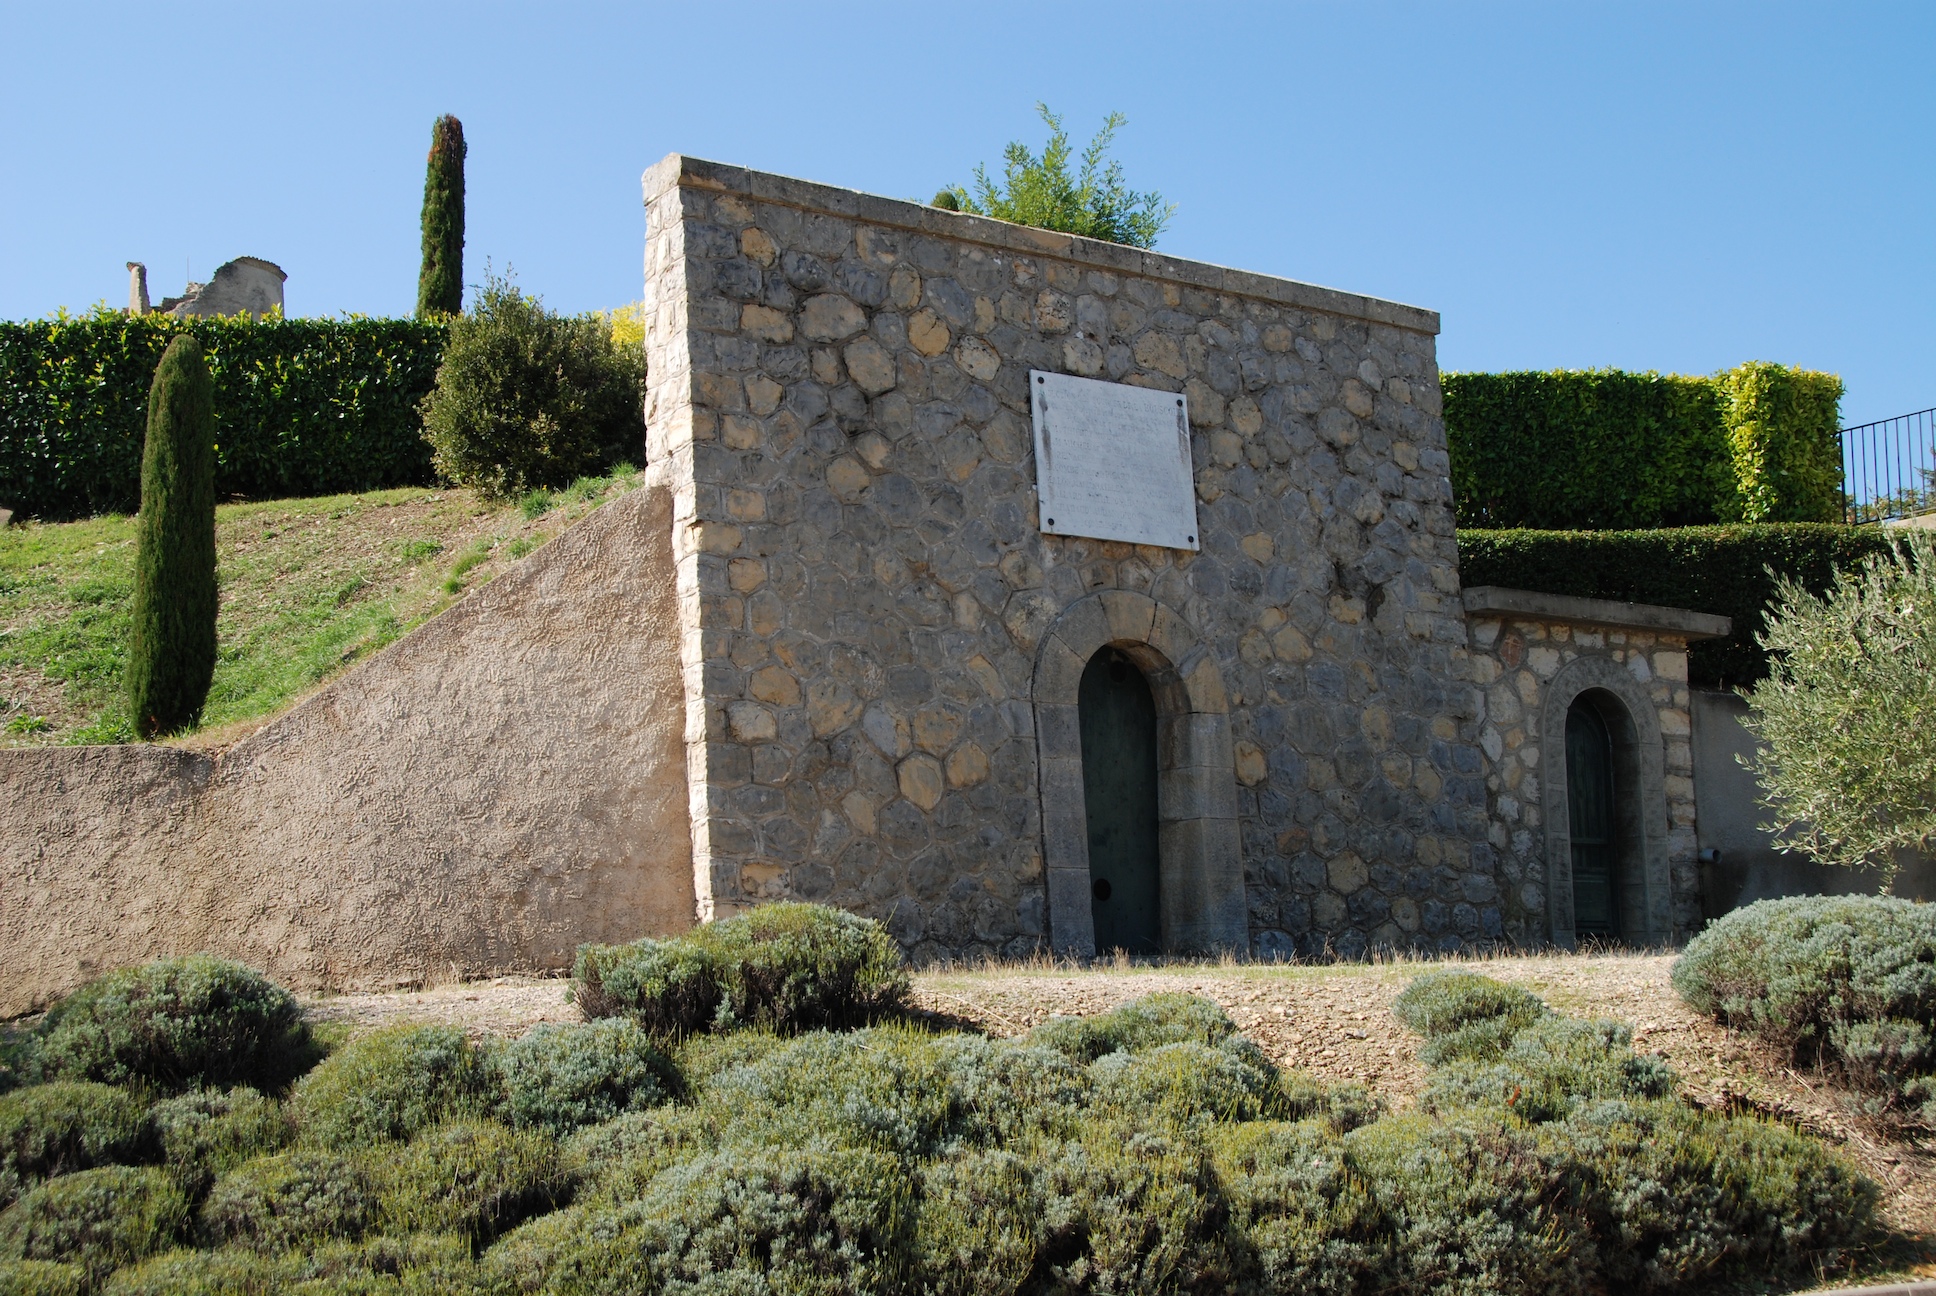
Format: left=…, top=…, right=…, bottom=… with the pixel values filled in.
left=1565, top=696, right=1620, bottom=939
left=1032, top=589, right=1248, bottom=958
left=1079, top=646, right=1161, bottom=953
left=1540, top=660, right=1676, bottom=948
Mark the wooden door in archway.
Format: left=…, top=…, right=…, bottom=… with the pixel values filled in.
left=1566, top=697, right=1620, bottom=938
left=1080, top=647, right=1161, bottom=953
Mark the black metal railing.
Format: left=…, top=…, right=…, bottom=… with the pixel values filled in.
left=1843, top=406, right=1936, bottom=523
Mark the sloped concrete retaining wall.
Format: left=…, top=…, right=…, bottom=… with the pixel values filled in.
left=0, top=485, right=694, bottom=1016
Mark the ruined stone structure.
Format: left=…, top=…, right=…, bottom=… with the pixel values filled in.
left=144, top=256, right=287, bottom=319
left=0, top=157, right=1734, bottom=1012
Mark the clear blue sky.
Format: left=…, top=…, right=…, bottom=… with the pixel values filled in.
left=3, top=1, right=1929, bottom=424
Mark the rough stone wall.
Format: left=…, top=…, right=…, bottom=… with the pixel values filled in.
left=0, top=485, right=694, bottom=1015
left=164, top=257, right=286, bottom=320
left=642, top=155, right=1485, bottom=963
left=1467, top=614, right=1702, bottom=942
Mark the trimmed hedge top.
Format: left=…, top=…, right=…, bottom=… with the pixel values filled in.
left=0, top=314, right=445, bottom=520
left=1444, top=363, right=1845, bottom=531
left=1458, top=523, right=1902, bottom=687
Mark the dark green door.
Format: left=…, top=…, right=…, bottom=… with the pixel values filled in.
left=1080, top=648, right=1160, bottom=954
left=1566, top=698, right=1620, bottom=939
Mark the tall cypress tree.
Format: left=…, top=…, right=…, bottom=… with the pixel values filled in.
left=417, top=115, right=466, bottom=318
left=127, top=334, right=218, bottom=739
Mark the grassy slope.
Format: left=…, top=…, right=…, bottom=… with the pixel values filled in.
left=0, top=470, right=641, bottom=747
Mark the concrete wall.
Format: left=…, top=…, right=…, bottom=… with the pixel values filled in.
left=1691, top=689, right=1936, bottom=912
left=0, top=484, right=694, bottom=1016
left=641, top=155, right=1485, bottom=962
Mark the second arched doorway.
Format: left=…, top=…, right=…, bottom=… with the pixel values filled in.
left=1565, top=695, right=1620, bottom=939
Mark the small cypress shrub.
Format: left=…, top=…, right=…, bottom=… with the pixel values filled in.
left=0, top=1258, right=85, bottom=1296
left=1422, top=1016, right=1677, bottom=1123
left=695, top=1025, right=969, bottom=1160
left=913, top=1149, right=1047, bottom=1296
left=492, top=1020, right=676, bottom=1136
left=573, top=902, right=910, bottom=1036
left=375, top=1119, right=569, bottom=1244
left=197, top=1150, right=375, bottom=1253
left=1551, top=1097, right=1879, bottom=1289
left=1274, top=1071, right=1386, bottom=1134
left=703, top=902, right=911, bottom=1032
left=1345, top=1110, right=1592, bottom=1295
left=1206, top=1119, right=1391, bottom=1295
left=35, top=958, right=312, bottom=1095
left=0, top=1029, right=36, bottom=1099
left=1392, top=970, right=1550, bottom=1039
left=98, top=1246, right=278, bottom=1296
left=1028, top=991, right=1241, bottom=1063
left=1089, top=1041, right=1285, bottom=1127
left=416, top=115, right=465, bottom=319
left=570, top=940, right=720, bottom=1034
left=479, top=1205, right=587, bottom=1293
left=532, top=1146, right=916, bottom=1295
left=0, top=1084, right=154, bottom=1207
left=1673, top=894, right=1936, bottom=1122
left=148, top=1089, right=292, bottom=1194
left=0, top=1166, right=189, bottom=1281
left=126, top=334, right=218, bottom=739
left=562, top=1109, right=710, bottom=1206
left=283, top=1232, right=484, bottom=1291
left=1029, top=1119, right=1225, bottom=1291
left=288, top=1025, right=491, bottom=1149
left=669, top=1028, right=788, bottom=1088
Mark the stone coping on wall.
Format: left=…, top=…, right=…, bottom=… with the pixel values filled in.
left=1463, top=585, right=1731, bottom=640
left=640, top=153, right=1441, bottom=337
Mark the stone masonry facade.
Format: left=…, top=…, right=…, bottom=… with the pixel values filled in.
left=1463, top=588, right=1722, bottom=946
left=641, top=155, right=1495, bottom=963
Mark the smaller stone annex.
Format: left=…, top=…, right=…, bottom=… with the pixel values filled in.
left=0, top=156, right=1730, bottom=1015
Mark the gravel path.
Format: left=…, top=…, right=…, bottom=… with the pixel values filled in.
left=300, top=950, right=1936, bottom=1236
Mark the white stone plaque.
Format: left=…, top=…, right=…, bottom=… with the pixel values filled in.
left=1030, top=370, right=1199, bottom=550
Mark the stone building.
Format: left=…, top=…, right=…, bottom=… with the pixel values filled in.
left=1, top=156, right=1733, bottom=1014
left=637, top=155, right=1710, bottom=961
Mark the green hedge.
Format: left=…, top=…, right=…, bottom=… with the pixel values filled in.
left=1444, top=363, right=1845, bottom=530
left=0, top=315, right=446, bottom=521
left=1457, top=523, right=1901, bottom=687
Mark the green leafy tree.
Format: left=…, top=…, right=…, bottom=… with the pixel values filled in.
left=420, top=273, right=644, bottom=500
left=126, top=335, right=217, bottom=739
left=1742, top=537, right=1936, bottom=887
left=942, top=104, right=1174, bottom=249
left=417, top=115, right=466, bottom=318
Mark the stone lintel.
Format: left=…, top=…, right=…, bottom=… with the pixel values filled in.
left=640, top=153, right=1441, bottom=337
left=1462, top=586, right=1731, bottom=641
